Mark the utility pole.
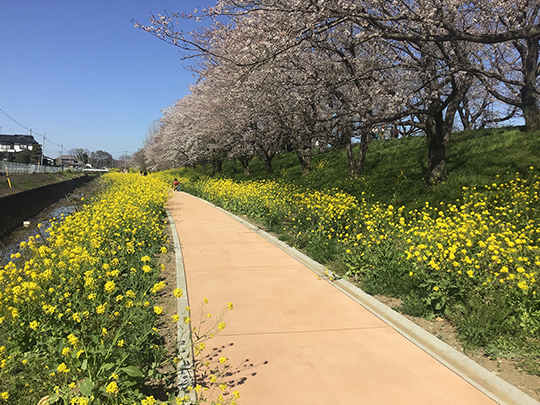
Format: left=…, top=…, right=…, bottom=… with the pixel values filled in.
left=41, top=133, right=45, bottom=167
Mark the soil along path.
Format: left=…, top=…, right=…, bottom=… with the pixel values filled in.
left=167, top=192, right=528, bottom=405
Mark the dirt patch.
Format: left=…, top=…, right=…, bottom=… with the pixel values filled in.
left=373, top=295, right=540, bottom=401
left=148, top=215, right=182, bottom=400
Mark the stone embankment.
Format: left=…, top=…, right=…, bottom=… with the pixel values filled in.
left=0, top=175, right=96, bottom=237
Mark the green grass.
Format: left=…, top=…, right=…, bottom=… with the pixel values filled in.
left=173, top=126, right=540, bottom=375
left=0, top=171, right=85, bottom=198
left=195, top=126, right=540, bottom=210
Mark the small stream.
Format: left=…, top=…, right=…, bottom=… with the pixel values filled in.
left=0, top=196, right=82, bottom=266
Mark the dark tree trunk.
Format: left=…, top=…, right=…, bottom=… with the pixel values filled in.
left=262, top=152, right=274, bottom=174
left=521, top=37, right=540, bottom=130
left=425, top=110, right=448, bottom=185
left=344, top=128, right=371, bottom=178
left=357, top=130, right=371, bottom=176
left=296, top=149, right=312, bottom=176
left=458, top=106, right=472, bottom=131
left=424, top=70, right=472, bottom=185
left=211, top=158, right=223, bottom=174
left=345, top=139, right=358, bottom=177
left=343, top=127, right=358, bottom=176
left=238, top=156, right=251, bottom=176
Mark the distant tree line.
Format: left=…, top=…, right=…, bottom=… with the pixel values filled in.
left=69, top=148, right=115, bottom=168
left=134, top=0, right=539, bottom=184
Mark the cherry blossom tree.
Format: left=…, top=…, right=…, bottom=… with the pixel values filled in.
left=135, top=0, right=539, bottom=183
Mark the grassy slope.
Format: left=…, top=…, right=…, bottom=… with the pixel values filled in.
left=0, top=171, right=89, bottom=198
left=190, top=126, right=540, bottom=376
left=214, top=126, right=540, bottom=210
left=167, top=127, right=540, bottom=379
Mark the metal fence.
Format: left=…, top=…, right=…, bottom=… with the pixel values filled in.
left=0, top=161, right=65, bottom=174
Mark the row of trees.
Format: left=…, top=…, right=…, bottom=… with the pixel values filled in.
left=8, top=146, right=124, bottom=169
left=69, top=148, right=117, bottom=168
left=135, top=0, right=539, bottom=184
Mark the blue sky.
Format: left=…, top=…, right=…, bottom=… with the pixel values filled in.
left=0, top=0, right=213, bottom=158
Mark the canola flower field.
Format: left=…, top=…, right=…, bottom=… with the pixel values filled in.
left=171, top=169, right=540, bottom=349
left=0, top=173, right=192, bottom=405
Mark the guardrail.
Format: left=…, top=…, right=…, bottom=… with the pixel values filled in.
left=1, top=161, right=65, bottom=174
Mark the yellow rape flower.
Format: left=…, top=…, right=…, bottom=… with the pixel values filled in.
left=104, top=281, right=115, bottom=293
left=57, top=363, right=70, bottom=373
left=106, top=381, right=119, bottom=395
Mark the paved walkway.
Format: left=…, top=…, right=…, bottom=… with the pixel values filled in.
left=167, top=192, right=526, bottom=405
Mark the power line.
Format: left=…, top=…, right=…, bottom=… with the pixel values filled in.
left=0, top=107, right=71, bottom=152
left=0, top=108, right=134, bottom=156
left=0, top=107, right=35, bottom=134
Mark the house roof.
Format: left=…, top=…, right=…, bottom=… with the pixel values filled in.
left=0, top=134, right=36, bottom=144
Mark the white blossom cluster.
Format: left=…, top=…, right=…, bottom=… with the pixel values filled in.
left=134, top=0, right=539, bottom=183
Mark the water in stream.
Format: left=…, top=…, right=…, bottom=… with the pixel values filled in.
left=0, top=202, right=79, bottom=266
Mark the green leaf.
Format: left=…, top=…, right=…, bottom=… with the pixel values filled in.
left=121, top=365, right=144, bottom=378
left=47, top=393, right=60, bottom=403
left=81, top=358, right=88, bottom=371
left=101, top=362, right=115, bottom=371
left=80, top=378, right=94, bottom=396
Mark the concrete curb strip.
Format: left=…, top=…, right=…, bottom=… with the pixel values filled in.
left=185, top=193, right=539, bottom=405
left=166, top=210, right=195, bottom=399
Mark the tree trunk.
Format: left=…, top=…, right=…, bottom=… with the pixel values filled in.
left=343, top=127, right=358, bottom=177
left=344, top=128, right=371, bottom=178
left=262, top=152, right=274, bottom=174
left=211, top=158, right=223, bottom=174
left=425, top=110, right=448, bottom=185
left=238, top=156, right=251, bottom=176
left=345, top=139, right=359, bottom=177
left=424, top=69, right=472, bottom=185
left=296, top=149, right=312, bottom=176
left=357, top=130, right=371, bottom=176
left=521, top=37, right=540, bottom=130
left=522, top=103, right=540, bottom=130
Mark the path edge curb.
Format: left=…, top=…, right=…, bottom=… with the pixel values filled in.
left=166, top=209, right=196, bottom=400
left=185, top=192, right=540, bottom=405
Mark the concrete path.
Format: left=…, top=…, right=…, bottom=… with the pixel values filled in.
left=167, top=192, right=522, bottom=405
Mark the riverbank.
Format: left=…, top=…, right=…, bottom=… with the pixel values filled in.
left=0, top=171, right=85, bottom=198
left=0, top=175, right=105, bottom=263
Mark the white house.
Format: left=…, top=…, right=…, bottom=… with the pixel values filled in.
left=0, top=134, right=36, bottom=160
